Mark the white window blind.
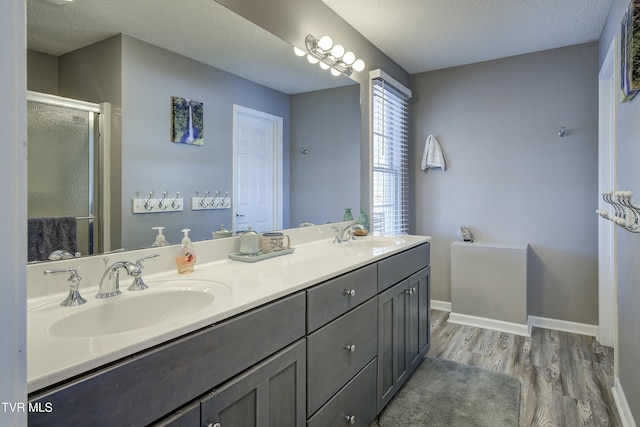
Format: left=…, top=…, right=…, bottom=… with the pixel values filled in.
left=371, top=73, right=410, bottom=235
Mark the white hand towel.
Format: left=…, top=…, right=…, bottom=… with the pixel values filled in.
left=421, top=134, right=446, bottom=171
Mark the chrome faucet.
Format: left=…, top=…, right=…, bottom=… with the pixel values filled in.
left=332, top=223, right=358, bottom=244
left=97, top=260, right=141, bottom=298
left=97, top=254, right=160, bottom=298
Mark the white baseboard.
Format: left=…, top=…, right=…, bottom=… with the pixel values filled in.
left=430, top=300, right=451, bottom=312
left=527, top=315, right=598, bottom=337
left=612, top=377, right=637, bottom=427
left=447, top=312, right=530, bottom=337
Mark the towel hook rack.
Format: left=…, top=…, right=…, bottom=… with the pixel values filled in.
left=597, top=190, right=640, bottom=233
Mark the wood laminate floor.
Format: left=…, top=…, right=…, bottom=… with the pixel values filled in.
left=423, top=310, right=622, bottom=427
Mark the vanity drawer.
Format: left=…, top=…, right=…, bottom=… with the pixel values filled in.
left=307, top=263, right=377, bottom=333
left=378, top=242, right=430, bottom=292
left=307, top=358, right=377, bottom=427
left=307, top=297, right=377, bottom=415
left=28, top=292, right=306, bottom=427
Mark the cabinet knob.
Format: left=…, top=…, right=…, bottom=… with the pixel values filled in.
left=405, top=286, right=416, bottom=296
left=345, top=415, right=356, bottom=424
left=344, top=344, right=356, bottom=353
left=343, top=289, right=356, bottom=297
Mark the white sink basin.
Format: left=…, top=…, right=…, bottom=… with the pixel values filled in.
left=48, top=279, right=229, bottom=338
left=345, top=236, right=405, bottom=248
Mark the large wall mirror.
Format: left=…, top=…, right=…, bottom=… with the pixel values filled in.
left=26, top=0, right=361, bottom=262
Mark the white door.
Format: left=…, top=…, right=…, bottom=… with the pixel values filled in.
left=232, top=105, right=283, bottom=232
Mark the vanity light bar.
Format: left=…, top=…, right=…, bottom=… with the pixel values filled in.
left=296, top=34, right=365, bottom=77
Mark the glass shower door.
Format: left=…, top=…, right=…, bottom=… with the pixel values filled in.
left=27, top=95, right=99, bottom=259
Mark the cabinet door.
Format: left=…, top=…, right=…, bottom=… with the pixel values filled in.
left=408, top=266, right=431, bottom=372
left=201, top=340, right=306, bottom=427
left=377, top=279, right=410, bottom=411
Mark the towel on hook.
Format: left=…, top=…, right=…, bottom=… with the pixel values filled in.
left=421, top=134, right=446, bottom=171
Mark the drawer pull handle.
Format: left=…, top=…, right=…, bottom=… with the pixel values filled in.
left=345, top=344, right=356, bottom=353
left=208, top=423, right=221, bottom=427
left=343, top=289, right=356, bottom=297
left=405, top=286, right=416, bottom=296
left=345, top=415, right=356, bottom=424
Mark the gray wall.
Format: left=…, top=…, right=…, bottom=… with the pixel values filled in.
left=120, top=36, right=291, bottom=247
left=290, top=84, right=361, bottom=226
left=599, top=0, right=640, bottom=420
left=410, top=42, right=599, bottom=325
left=27, top=50, right=58, bottom=94
left=58, top=35, right=123, bottom=250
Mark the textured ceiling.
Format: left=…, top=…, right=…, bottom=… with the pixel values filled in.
left=26, top=0, right=353, bottom=95
left=322, top=0, right=612, bottom=73
left=27, top=0, right=612, bottom=94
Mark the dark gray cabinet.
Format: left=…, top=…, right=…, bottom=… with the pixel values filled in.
left=377, top=278, right=411, bottom=410
left=29, top=241, right=430, bottom=427
left=200, top=339, right=306, bottom=427
left=408, top=266, right=431, bottom=373
left=377, top=246, right=431, bottom=411
left=307, top=359, right=378, bottom=427
left=29, top=292, right=306, bottom=427
left=306, top=298, right=377, bottom=415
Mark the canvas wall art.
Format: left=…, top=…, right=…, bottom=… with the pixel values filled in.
left=171, top=97, right=204, bottom=145
left=621, top=0, right=640, bottom=103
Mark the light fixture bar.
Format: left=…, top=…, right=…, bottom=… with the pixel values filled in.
left=301, top=34, right=365, bottom=77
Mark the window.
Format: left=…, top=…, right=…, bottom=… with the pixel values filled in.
left=370, top=70, right=412, bottom=235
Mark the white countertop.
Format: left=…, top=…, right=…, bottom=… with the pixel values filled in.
left=27, top=233, right=430, bottom=393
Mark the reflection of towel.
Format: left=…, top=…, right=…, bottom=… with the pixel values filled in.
left=421, top=134, right=446, bottom=171
left=28, top=217, right=77, bottom=262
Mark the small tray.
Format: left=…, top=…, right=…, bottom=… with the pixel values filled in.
left=229, top=247, right=295, bottom=263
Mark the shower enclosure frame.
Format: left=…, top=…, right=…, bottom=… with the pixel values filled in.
left=26, top=90, right=111, bottom=257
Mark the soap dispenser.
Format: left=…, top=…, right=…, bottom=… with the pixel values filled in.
left=176, top=228, right=196, bottom=274
left=151, top=226, right=169, bottom=247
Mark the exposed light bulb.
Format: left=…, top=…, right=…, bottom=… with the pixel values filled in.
left=330, top=44, right=345, bottom=58
left=293, top=46, right=306, bottom=57
left=352, top=59, right=365, bottom=72
left=318, top=36, right=333, bottom=51
left=319, top=61, right=330, bottom=70
left=330, top=68, right=342, bottom=77
left=342, top=51, right=356, bottom=65
left=307, top=55, right=320, bottom=64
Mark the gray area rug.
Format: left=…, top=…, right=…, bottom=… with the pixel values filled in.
left=379, top=357, right=521, bottom=427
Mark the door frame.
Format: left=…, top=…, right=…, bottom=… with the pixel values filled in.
left=597, top=37, right=618, bottom=363
left=232, top=104, right=284, bottom=231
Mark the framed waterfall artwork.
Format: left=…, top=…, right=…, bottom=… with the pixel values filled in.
left=621, top=0, right=640, bottom=103
left=171, top=96, right=204, bottom=145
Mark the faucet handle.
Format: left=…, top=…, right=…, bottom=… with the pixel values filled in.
left=44, top=268, right=87, bottom=307
left=134, top=253, right=160, bottom=269
left=128, top=253, right=159, bottom=291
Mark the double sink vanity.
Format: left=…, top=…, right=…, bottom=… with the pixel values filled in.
left=26, top=224, right=431, bottom=426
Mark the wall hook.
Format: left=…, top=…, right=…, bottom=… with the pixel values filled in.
left=558, top=127, right=567, bottom=137
left=300, top=147, right=309, bottom=154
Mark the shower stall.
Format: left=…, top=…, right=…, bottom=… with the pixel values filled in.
left=27, top=91, right=111, bottom=261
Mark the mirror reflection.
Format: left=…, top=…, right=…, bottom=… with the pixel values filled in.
left=26, top=0, right=360, bottom=261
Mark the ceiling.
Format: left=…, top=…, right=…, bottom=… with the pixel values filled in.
left=26, top=0, right=353, bottom=95
left=322, top=0, right=612, bottom=73
left=27, top=0, right=612, bottom=93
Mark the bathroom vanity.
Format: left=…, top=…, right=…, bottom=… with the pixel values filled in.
left=26, top=227, right=430, bottom=426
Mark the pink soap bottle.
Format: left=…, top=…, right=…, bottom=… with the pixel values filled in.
left=175, top=228, right=196, bottom=274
